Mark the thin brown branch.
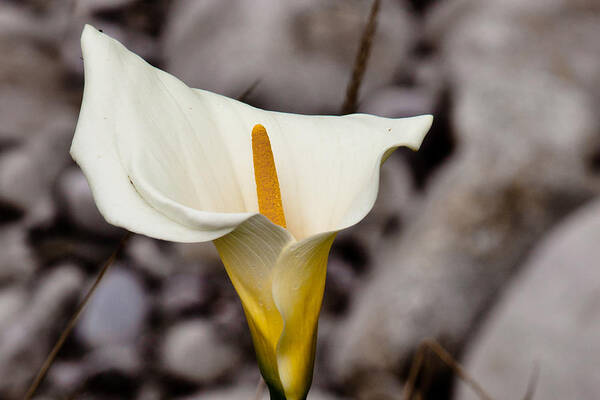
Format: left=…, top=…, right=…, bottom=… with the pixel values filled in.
left=403, top=339, right=495, bottom=400
left=340, top=0, right=381, bottom=115
left=403, top=342, right=426, bottom=400
left=24, top=232, right=132, bottom=400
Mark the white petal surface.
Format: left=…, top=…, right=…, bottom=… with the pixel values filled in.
left=71, top=25, right=432, bottom=242
left=71, top=25, right=254, bottom=242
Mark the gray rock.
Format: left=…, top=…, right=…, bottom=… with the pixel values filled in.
left=0, top=111, right=75, bottom=216
left=0, top=87, right=74, bottom=144
left=161, top=319, right=240, bottom=383
left=210, top=298, right=249, bottom=346
left=47, top=360, right=87, bottom=394
left=136, top=383, right=162, bottom=400
left=162, top=0, right=417, bottom=113
left=0, top=224, right=36, bottom=284
left=352, top=374, right=405, bottom=400
left=335, top=152, right=416, bottom=257
left=127, top=236, right=219, bottom=280
left=126, top=236, right=177, bottom=278
left=76, top=267, right=149, bottom=347
left=0, top=4, right=73, bottom=143
left=24, top=196, right=57, bottom=230
left=56, top=167, right=122, bottom=237
left=329, top=0, right=600, bottom=391
left=178, top=385, right=260, bottom=400
left=159, top=273, right=210, bottom=315
left=0, top=286, right=27, bottom=333
left=84, top=344, right=142, bottom=376
left=312, top=389, right=352, bottom=400
left=13, top=264, right=84, bottom=335
left=0, top=265, right=84, bottom=398
left=0, top=145, right=45, bottom=210
left=179, top=384, right=346, bottom=400
left=456, top=198, right=600, bottom=400
left=0, top=3, right=51, bottom=40
left=359, top=86, right=438, bottom=119
left=48, top=344, right=142, bottom=394
left=427, top=0, right=600, bottom=98
left=321, top=256, right=359, bottom=315
left=172, top=242, right=222, bottom=272
left=73, top=0, right=137, bottom=15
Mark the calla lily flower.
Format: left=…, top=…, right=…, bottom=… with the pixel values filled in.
left=72, top=25, right=432, bottom=400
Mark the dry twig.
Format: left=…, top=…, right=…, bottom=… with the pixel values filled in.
left=340, top=0, right=381, bottom=115
left=24, top=232, right=132, bottom=400
left=403, top=339, right=494, bottom=400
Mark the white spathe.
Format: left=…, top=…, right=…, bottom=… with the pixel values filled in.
left=71, top=25, right=432, bottom=400
left=72, top=25, right=431, bottom=243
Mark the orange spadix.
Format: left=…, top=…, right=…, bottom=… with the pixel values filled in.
left=251, top=124, right=287, bottom=228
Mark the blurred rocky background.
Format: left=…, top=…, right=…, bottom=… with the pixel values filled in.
left=1, top=0, right=600, bottom=399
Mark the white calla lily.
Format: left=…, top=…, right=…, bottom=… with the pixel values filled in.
left=72, top=25, right=432, bottom=400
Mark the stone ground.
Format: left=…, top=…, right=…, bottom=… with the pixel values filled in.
left=0, top=0, right=599, bottom=399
